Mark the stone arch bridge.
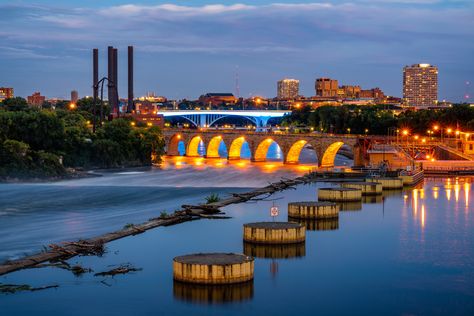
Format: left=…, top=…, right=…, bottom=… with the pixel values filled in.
left=163, top=129, right=370, bottom=167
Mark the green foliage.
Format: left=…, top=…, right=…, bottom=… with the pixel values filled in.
left=205, top=193, right=220, bottom=204
left=0, top=109, right=166, bottom=179
left=0, top=97, right=28, bottom=111
left=0, top=139, right=65, bottom=178
left=159, top=211, right=168, bottom=219
left=283, top=104, right=474, bottom=135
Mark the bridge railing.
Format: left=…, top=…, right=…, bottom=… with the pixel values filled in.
left=163, top=127, right=363, bottom=138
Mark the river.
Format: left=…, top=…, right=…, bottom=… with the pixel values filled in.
left=1, top=153, right=473, bottom=315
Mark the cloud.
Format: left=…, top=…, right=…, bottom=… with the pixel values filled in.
left=99, top=3, right=256, bottom=17
left=0, top=46, right=57, bottom=59
left=0, top=2, right=472, bottom=100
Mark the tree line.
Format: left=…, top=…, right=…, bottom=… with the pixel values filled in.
left=282, top=104, right=474, bottom=135
left=0, top=97, right=165, bottom=179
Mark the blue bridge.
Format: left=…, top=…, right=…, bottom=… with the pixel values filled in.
left=156, top=110, right=291, bottom=130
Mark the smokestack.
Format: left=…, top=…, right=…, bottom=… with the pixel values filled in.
left=127, top=46, right=134, bottom=113
left=93, top=48, right=98, bottom=130
left=107, top=46, right=114, bottom=112
left=113, top=48, right=119, bottom=116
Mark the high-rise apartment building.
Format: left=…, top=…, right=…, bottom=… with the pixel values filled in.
left=403, top=64, right=438, bottom=107
left=71, top=90, right=78, bottom=104
left=277, top=78, right=299, bottom=99
left=315, top=78, right=338, bottom=97
left=0, top=87, right=14, bottom=101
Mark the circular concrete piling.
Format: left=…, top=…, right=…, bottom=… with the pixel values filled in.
left=318, top=187, right=362, bottom=202
left=340, top=182, right=382, bottom=196
left=173, top=253, right=254, bottom=284
left=243, top=222, right=305, bottom=244
left=288, top=201, right=339, bottom=219
left=366, top=177, right=403, bottom=190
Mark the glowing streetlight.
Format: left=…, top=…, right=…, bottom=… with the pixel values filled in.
left=69, top=103, right=76, bottom=110
left=433, top=125, right=439, bottom=131
left=402, top=129, right=409, bottom=136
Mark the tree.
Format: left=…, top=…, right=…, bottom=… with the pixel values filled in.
left=1, top=97, right=28, bottom=111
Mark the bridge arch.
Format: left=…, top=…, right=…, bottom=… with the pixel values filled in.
left=186, top=136, right=204, bottom=157
left=254, top=138, right=282, bottom=162
left=285, top=140, right=310, bottom=164
left=228, top=137, right=247, bottom=160
left=320, top=141, right=344, bottom=168
left=206, top=136, right=226, bottom=158
left=167, top=134, right=184, bottom=156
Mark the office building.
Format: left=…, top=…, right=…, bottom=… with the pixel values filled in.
left=27, top=92, right=46, bottom=107
left=0, top=87, right=14, bottom=101
left=315, top=78, right=338, bottom=97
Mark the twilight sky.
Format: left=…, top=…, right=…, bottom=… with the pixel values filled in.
left=1, top=0, right=473, bottom=101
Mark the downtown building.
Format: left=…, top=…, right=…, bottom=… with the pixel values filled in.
left=27, top=92, right=46, bottom=107
left=315, top=78, right=339, bottom=97
left=403, top=64, right=438, bottom=107
left=0, top=87, right=14, bottom=101
left=277, top=78, right=299, bottom=99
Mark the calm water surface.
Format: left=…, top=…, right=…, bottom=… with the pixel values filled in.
left=0, top=154, right=473, bottom=315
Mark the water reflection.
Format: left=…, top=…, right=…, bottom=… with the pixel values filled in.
left=338, top=201, right=362, bottom=211
left=173, top=280, right=254, bottom=305
left=289, top=217, right=339, bottom=231
left=243, top=241, right=306, bottom=259
left=362, top=195, right=383, bottom=204
left=382, top=189, right=403, bottom=198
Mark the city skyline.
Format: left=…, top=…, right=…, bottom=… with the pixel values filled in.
left=0, top=1, right=473, bottom=101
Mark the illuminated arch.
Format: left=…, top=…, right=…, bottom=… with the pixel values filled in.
left=320, top=141, right=344, bottom=167
left=186, top=136, right=204, bottom=157
left=254, top=138, right=281, bottom=162
left=167, top=134, right=183, bottom=156
left=206, top=136, right=224, bottom=158
left=228, top=137, right=246, bottom=160
left=285, top=140, right=308, bottom=164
